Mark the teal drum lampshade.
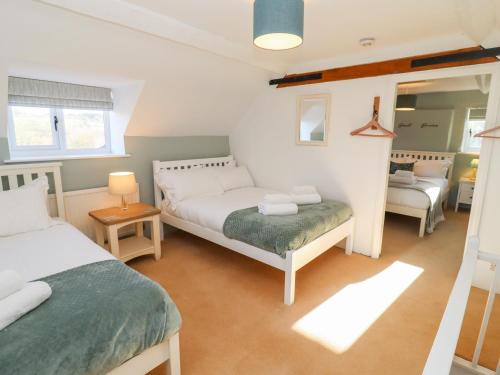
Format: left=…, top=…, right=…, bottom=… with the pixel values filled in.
left=253, top=0, right=304, bottom=50
left=395, top=94, right=417, bottom=111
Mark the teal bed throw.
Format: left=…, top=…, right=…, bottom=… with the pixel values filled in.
left=0, top=260, right=181, bottom=375
left=223, top=200, right=352, bottom=258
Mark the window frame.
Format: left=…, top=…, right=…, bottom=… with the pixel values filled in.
left=7, top=105, right=112, bottom=159
left=461, top=107, right=486, bottom=154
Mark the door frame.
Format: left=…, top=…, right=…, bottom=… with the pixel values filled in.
left=371, top=62, right=500, bottom=258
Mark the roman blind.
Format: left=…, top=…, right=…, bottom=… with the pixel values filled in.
left=8, top=76, right=113, bottom=110
left=469, top=108, right=487, bottom=120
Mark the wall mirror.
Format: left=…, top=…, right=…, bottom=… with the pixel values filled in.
left=296, top=94, right=330, bottom=146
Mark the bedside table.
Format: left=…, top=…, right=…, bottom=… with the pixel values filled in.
left=89, top=203, right=162, bottom=262
left=455, top=178, right=476, bottom=212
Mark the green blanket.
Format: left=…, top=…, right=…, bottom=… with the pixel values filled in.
left=0, top=260, right=181, bottom=375
left=223, top=200, right=352, bottom=258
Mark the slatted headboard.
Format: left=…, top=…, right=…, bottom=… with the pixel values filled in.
left=0, top=162, right=65, bottom=219
left=391, top=150, right=456, bottom=184
left=152, top=155, right=234, bottom=210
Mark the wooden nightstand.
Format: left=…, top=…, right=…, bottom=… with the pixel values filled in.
left=455, top=177, right=476, bottom=212
left=89, top=203, right=162, bottom=262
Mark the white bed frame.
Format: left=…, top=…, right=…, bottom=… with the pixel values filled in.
left=386, top=150, right=456, bottom=237
left=0, top=162, right=181, bottom=375
left=153, top=155, right=355, bottom=305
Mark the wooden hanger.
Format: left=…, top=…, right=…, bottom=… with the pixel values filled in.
left=350, top=97, right=397, bottom=138
left=474, top=125, right=500, bottom=139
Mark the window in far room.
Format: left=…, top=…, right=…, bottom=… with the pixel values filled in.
left=6, top=76, right=114, bottom=160
left=461, top=108, right=486, bottom=153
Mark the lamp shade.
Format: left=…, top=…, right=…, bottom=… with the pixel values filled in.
left=470, top=158, right=479, bottom=169
left=108, top=172, right=137, bottom=195
left=253, top=0, right=304, bottom=50
left=396, top=94, right=417, bottom=111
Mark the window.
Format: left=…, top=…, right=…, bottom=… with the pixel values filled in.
left=8, top=106, right=111, bottom=158
left=461, top=108, right=486, bottom=153
left=7, top=76, right=114, bottom=160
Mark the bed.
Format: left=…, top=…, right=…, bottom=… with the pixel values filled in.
left=0, top=163, right=181, bottom=375
left=153, top=156, right=355, bottom=305
left=386, top=150, right=456, bottom=237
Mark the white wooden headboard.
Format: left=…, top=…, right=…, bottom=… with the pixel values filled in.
left=152, top=155, right=234, bottom=209
left=0, top=162, right=65, bottom=219
left=391, top=150, right=456, bottom=183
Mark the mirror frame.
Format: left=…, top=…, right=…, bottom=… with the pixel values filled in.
left=296, top=93, right=331, bottom=146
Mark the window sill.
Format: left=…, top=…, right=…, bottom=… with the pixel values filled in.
left=4, top=154, right=131, bottom=163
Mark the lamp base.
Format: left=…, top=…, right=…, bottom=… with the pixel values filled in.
left=121, top=195, right=128, bottom=211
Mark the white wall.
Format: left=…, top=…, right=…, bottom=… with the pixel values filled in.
left=231, top=76, right=394, bottom=256
left=231, top=63, right=500, bottom=279
left=0, top=0, right=269, bottom=137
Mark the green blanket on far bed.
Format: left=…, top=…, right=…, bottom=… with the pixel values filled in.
left=223, top=200, right=352, bottom=258
left=0, top=260, right=181, bottom=375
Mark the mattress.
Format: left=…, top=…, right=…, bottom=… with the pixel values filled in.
left=386, top=177, right=449, bottom=210
left=0, top=220, right=114, bottom=281
left=170, top=186, right=277, bottom=232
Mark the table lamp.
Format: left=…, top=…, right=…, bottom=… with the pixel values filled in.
left=470, top=158, right=479, bottom=179
left=108, top=172, right=137, bottom=210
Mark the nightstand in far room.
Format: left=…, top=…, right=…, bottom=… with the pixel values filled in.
left=455, top=177, right=476, bottom=212
left=89, top=203, right=162, bottom=262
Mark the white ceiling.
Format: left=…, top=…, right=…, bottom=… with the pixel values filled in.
left=38, top=0, right=500, bottom=73
left=397, top=75, right=488, bottom=94
left=125, top=0, right=499, bottom=66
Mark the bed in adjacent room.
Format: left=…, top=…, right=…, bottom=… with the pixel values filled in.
left=386, top=150, right=455, bottom=237
left=153, top=156, right=355, bottom=305
left=0, top=163, right=181, bottom=375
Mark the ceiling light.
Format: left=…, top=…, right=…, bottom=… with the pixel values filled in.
left=396, top=94, right=417, bottom=111
left=253, top=0, right=304, bottom=51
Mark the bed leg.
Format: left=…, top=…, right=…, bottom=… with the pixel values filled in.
left=419, top=217, right=426, bottom=238
left=345, top=234, right=354, bottom=255
left=166, top=332, right=180, bottom=375
left=284, top=253, right=296, bottom=305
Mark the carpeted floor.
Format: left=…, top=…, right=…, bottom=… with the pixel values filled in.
left=127, top=209, right=499, bottom=374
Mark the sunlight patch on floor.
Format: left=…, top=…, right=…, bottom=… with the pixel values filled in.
left=292, top=261, right=424, bottom=354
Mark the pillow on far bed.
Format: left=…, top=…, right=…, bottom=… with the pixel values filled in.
left=213, top=166, right=255, bottom=191
left=0, top=176, right=51, bottom=237
left=156, top=168, right=223, bottom=209
left=389, top=161, right=415, bottom=175
left=413, top=160, right=451, bottom=178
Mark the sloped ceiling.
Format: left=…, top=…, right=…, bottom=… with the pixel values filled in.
left=0, top=0, right=270, bottom=136
left=2, top=0, right=500, bottom=137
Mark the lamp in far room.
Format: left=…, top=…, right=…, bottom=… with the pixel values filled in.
left=108, top=172, right=137, bottom=210
left=470, top=158, right=479, bottom=179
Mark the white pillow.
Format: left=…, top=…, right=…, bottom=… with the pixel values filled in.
left=213, top=166, right=255, bottom=191
left=413, top=160, right=451, bottom=178
left=0, top=176, right=51, bottom=237
left=156, top=168, right=223, bottom=209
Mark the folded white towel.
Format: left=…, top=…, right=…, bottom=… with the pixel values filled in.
left=263, top=194, right=292, bottom=204
left=291, top=185, right=317, bottom=195
left=395, top=170, right=414, bottom=178
left=258, top=202, right=298, bottom=216
left=389, top=174, right=417, bottom=185
left=0, top=281, right=52, bottom=331
left=291, top=193, right=322, bottom=205
left=0, top=270, right=25, bottom=301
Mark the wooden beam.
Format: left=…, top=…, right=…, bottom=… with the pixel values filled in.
left=276, top=47, right=498, bottom=88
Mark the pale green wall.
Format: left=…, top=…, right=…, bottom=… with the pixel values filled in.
left=0, top=136, right=230, bottom=205
left=394, top=90, right=488, bottom=152
left=392, top=90, right=486, bottom=207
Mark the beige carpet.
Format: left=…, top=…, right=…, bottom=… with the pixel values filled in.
left=126, top=209, right=498, bottom=374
